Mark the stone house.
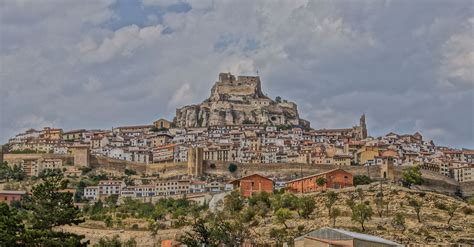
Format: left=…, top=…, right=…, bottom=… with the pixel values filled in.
left=230, top=174, right=273, bottom=197
left=286, top=168, right=353, bottom=193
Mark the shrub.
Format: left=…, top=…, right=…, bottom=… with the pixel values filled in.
left=434, top=201, right=448, bottom=210
left=228, top=163, right=238, bottom=173
left=242, top=119, right=254, bottom=125
left=466, top=197, right=474, bottom=205
left=353, top=175, right=372, bottom=186
left=131, top=223, right=139, bottom=230
left=316, top=177, right=327, bottom=188
left=95, top=235, right=121, bottom=247
left=391, top=212, right=406, bottom=233
left=462, top=206, right=473, bottom=215
left=124, top=169, right=137, bottom=176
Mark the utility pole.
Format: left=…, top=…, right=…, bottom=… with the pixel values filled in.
left=366, top=161, right=371, bottom=178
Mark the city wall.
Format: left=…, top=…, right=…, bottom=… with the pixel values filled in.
left=6, top=153, right=464, bottom=196
left=90, top=156, right=147, bottom=174
left=203, top=161, right=383, bottom=180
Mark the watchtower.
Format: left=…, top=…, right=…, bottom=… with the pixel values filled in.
left=187, top=147, right=203, bottom=176
left=380, top=158, right=395, bottom=181
left=70, top=145, right=90, bottom=167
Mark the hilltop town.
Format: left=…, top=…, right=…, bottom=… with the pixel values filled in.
left=1, top=73, right=473, bottom=246
left=2, top=73, right=472, bottom=185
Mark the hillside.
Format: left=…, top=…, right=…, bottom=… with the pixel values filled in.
left=60, top=183, right=473, bottom=246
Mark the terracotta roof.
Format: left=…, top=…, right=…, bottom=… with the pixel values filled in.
left=287, top=168, right=352, bottom=184
left=229, top=173, right=273, bottom=184
left=115, top=125, right=153, bottom=130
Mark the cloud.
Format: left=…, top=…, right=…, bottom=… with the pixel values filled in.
left=1, top=0, right=473, bottom=148
left=80, top=24, right=163, bottom=63
left=439, top=18, right=474, bottom=90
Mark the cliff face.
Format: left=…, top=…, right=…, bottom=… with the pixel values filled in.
left=174, top=73, right=310, bottom=128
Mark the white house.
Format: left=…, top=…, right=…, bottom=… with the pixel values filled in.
left=84, top=186, right=99, bottom=201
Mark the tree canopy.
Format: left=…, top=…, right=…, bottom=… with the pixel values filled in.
left=402, top=166, right=424, bottom=188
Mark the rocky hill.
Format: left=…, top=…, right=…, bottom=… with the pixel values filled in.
left=174, top=73, right=310, bottom=128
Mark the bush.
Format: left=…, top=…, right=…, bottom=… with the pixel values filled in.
left=353, top=175, right=372, bottom=186
left=131, top=223, right=139, bottom=230
left=94, top=235, right=121, bottom=247
left=228, top=163, right=238, bottom=173
left=124, top=169, right=137, bottom=176
left=242, top=120, right=254, bottom=125
left=466, top=197, right=474, bottom=205
left=462, top=206, right=473, bottom=215
left=434, top=201, right=448, bottom=210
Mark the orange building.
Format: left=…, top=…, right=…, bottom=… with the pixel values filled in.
left=230, top=174, right=274, bottom=197
left=286, top=168, right=353, bottom=193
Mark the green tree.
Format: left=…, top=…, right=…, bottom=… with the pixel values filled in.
left=242, top=119, right=254, bottom=125
left=22, top=173, right=87, bottom=246
left=124, top=169, right=137, bottom=176
left=240, top=207, right=256, bottom=223
left=212, top=215, right=249, bottom=246
left=374, top=196, right=386, bottom=218
left=12, top=164, right=26, bottom=181
left=38, top=168, right=63, bottom=179
left=297, top=196, right=316, bottom=219
left=275, top=208, right=292, bottom=229
left=248, top=191, right=271, bottom=208
left=391, top=212, right=406, bottom=233
left=0, top=202, right=25, bottom=245
left=0, top=162, right=12, bottom=182
left=75, top=180, right=87, bottom=203
left=94, top=235, right=122, bottom=247
left=408, top=197, right=423, bottom=223
left=329, top=207, right=341, bottom=228
left=446, top=203, right=458, bottom=225
left=104, top=216, right=113, bottom=228
left=224, top=190, right=244, bottom=213
left=106, top=195, right=119, bottom=211
left=351, top=202, right=373, bottom=231
left=178, top=218, right=218, bottom=247
left=402, top=166, right=424, bottom=188
left=269, top=227, right=289, bottom=246
left=355, top=188, right=365, bottom=202
left=228, top=163, right=238, bottom=173
left=123, top=237, right=137, bottom=247
left=353, top=175, right=372, bottom=186
left=325, top=191, right=338, bottom=217
left=316, top=177, right=327, bottom=190
left=271, top=193, right=299, bottom=212
left=346, top=196, right=356, bottom=214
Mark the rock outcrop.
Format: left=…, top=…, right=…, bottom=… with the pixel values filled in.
left=174, top=73, right=309, bottom=128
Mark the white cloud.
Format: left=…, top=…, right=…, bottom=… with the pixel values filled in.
left=439, top=18, right=474, bottom=89
left=80, top=24, right=163, bottom=63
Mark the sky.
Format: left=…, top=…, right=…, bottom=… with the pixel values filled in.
left=0, top=0, right=473, bottom=148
